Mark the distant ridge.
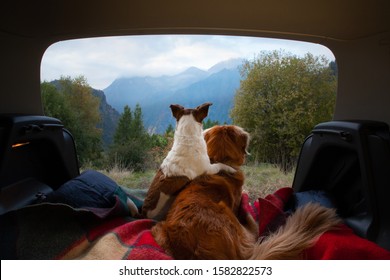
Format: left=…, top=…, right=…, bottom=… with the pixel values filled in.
left=207, top=58, right=244, bottom=74
left=103, top=58, right=244, bottom=133
left=91, top=88, right=121, bottom=147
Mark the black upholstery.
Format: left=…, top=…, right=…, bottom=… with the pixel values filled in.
left=0, top=115, right=80, bottom=213
left=293, top=121, right=390, bottom=250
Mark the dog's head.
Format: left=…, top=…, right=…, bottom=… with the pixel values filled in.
left=203, top=125, right=250, bottom=167
left=170, top=103, right=212, bottom=135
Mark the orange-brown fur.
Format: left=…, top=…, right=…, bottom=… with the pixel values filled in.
left=152, top=125, right=341, bottom=259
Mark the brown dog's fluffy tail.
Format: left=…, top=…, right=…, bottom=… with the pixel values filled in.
left=251, top=203, right=341, bottom=260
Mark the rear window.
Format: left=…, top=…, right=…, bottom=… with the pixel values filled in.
left=40, top=35, right=337, bottom=199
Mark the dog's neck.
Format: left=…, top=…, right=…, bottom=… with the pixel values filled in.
left=174, top=114, right=203, bottom=138
left=171, top=114, right=204, bottom=146
left=171, top=115, right=205, bottom=150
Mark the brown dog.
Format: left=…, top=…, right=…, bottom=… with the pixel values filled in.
left=152, top=125, right=341, bottom=259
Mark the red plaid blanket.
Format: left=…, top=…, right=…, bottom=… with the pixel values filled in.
left=1, top=177, right=389, bottom=259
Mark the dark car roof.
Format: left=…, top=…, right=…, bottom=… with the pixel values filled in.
left=1, top=0, right=390, bottom=126
left=2, top=1, right=389, bottom=42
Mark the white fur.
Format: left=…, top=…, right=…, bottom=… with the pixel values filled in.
left=126, top=198, right=139, bottom=217
left=160, top=114, right=235, bottom=179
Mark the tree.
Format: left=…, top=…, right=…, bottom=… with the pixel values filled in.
left=114, top=105, right=133, bottom=144
left=165, top=124, right=174, bottom=137
left=203, top=118, right=220, bottom=129
left=59, top=76, right=102, bottom=164
left=132, top=103, right=146, bottom=139
left=109, top=103, right=150, bottom=171
left=231, top=50, right=337, bottom=172
left=41, top=76, right=102, bottom=165
left=41, top=82, right=73, bottom=125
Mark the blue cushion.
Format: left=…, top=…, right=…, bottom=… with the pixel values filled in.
left=44, top=170, right=120, bottom=208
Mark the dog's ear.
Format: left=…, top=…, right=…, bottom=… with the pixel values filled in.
left=238, top=128, right=251, bottom=155
left=225, top=126, right=250, bottom=157
left=194, top=102, right=213, bottom=123
left=170, top=104, right=185, bottom=120
left=228, top=126, right=250, bottom=155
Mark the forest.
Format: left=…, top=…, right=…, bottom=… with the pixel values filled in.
left=41, top=50, right=337, bottom=173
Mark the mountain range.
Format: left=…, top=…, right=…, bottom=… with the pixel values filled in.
left=103, top=58, right=243, bottom=135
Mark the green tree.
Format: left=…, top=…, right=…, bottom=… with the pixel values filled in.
left=231, top=50, right=337, bottom=172
left=41, top=82, right=73, bottom=125
left=203, top=118, right=220, bottom=129
left=41, top=76, right=102, bottom=165
left=131, top=104, right=146, bottom=139
left=109, top=103, right=150, bottom=171
left=165, top=124, right=174, bottom=137
left=59, top=76, right=102, bottom=164
left=114, top=105, right=133, bottom=144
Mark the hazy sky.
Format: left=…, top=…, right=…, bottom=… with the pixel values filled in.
left=41, top=35, right=335, bottom=90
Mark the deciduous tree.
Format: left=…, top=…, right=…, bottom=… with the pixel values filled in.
left=41, top=76, right=102, bottom=165
left=231, top=50, right=337, bottom=172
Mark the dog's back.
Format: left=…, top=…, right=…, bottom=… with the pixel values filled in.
left=160, top=104, right=211, bottom=180
left=152, top=170, right=254, bottom=259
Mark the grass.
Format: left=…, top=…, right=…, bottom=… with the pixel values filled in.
left=241, top=163, right=294, bottom=201
left=99, top=165, right=156, bottom=189
left=99, top=163, right=294, bottom=203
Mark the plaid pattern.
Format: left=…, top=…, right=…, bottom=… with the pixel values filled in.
left=0, top=192, right=171, bottom=260
left=1, top=186, right=389, bottom=259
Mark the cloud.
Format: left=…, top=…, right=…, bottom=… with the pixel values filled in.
left=40, top=35, right=335, bottom=90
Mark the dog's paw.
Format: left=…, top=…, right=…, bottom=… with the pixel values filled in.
left=217, top=163, right=236, bottom=173
left=224, top=165, right=237, bottom=173
left=208, top=163, right=236, bottom=175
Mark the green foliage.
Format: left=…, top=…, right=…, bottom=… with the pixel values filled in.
left=164, top=124, right=174, bottom=137
left=41, top=76, right=103, bottom=165
left=41, top=82, right=74, bottom=125
left=231, top=50, right=337, bottom=172
left=113, top=105, right=133, bottom=144
left=203, top=118, right=220, bottom=129
left=109, top=104, right=153, bottom=171
left=149, top=134, right=168, bottom=148
left=109, top=139, right=149, bottom=172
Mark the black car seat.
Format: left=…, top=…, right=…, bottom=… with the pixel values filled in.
left=292, top=120, right=390, bottom=251
left=0, top=115, right=79, bottom=214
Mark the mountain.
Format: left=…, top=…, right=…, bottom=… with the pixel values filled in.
left=143, top=68, right=241, bottom=132
left=104, top=58, right=243, bottom=133
left=207, top=58, right=244, bottom=74
left=103, top=66, right=209, bottom=113
left=91, top=89, right=121, bottom=148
